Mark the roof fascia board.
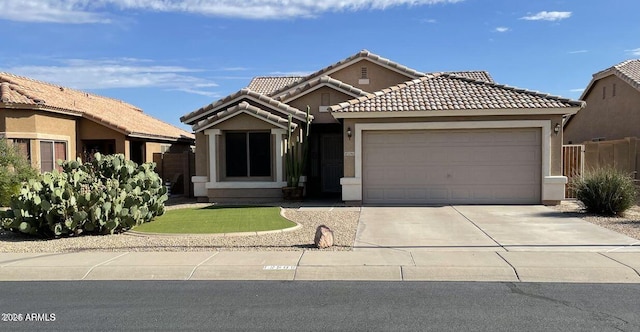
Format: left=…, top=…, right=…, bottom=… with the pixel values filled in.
left=331, top=107, right=582, bottom=119
left=272, top=57, right=420, bottom=99
left=184, top=94, right=306, bottom=125
left=195, top=109, right=290, bottom=133
left=281, top=82, right=365, bottom=104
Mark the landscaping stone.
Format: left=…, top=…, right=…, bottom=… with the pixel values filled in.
left=314, top=225, right=334, bottom=249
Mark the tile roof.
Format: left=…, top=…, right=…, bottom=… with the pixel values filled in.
left=445, top=71, right=494, bottom=83
left=193, top=101, right=296, bottom=132
left=180, top=88, right=310, bottom=125
left=329, top=73, right=584, bottom=113
left=0, top=73, right=193, bottom=141
left=266, top=50, right=425, bottom=98
left=247, top=76, right=304, bottom=95
left=592, top=59, right=640, bottom=92
left=273, top=76, right=368, bottom=102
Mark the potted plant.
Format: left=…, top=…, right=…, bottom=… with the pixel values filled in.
left=283, top=106, right=311, bottom=200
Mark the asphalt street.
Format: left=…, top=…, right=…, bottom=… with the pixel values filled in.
left=1, top=281, right=639, bottom=331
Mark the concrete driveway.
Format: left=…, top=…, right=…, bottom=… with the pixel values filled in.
left=354, top=205, right=640, bottom=252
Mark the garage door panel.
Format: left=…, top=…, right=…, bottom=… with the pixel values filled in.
left=363, top=129, right=541, bottom=205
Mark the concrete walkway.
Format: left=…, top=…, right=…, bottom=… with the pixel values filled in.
left=1, top=250, right=640, bottom=283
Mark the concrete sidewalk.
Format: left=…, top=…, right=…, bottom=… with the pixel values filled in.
left=1, top=250, right=639, bottom=283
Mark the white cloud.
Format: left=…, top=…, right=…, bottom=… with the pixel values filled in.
left=521, top=11, right=572, bottom=21
left=0, top=0, right=464, bottom=23
left=494, top=27, right=509, bottom=33
left=421, top=18, right=437, bottom=24
left=627, top=48, right=640, bottom=56
left=569, top=88, right=584, bottom=93
left=568, top=50, right=588, bottom=54
left=269, top=71, right=313, bottom=76
left=4, top=58, right=219, bottom=97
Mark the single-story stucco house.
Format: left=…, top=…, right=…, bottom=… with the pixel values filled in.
left=0, top=73, right=194, bottom=172
left=181, top=50, right=584, bottom=205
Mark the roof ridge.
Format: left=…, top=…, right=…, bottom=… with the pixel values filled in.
left=440, top=73, right=585, bottom=107
left=0, top=72, right=142, bottom=111
left=266, top=50, right=425, bottom=98
left=273, top=75, right=367, bottom=102
left=328, top=75, right=439, bottom=112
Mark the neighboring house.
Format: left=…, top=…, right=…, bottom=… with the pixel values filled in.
left=0, top=73, right=195, bottom=172
left=181, top=50, right=583, bottom=205
left=564, top=59, right=640, bottom=144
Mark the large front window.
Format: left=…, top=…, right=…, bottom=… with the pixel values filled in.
left=40, top=140, right=67, bottom=172
left=225, top=132, right=271, bottom=177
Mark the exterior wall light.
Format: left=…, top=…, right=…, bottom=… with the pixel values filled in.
left=554, top=123, right=561, bottom=135
left=347, top=127, right=352, bottom=139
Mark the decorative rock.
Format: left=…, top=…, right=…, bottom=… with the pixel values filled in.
left=314, top=225, right=334, bottom=249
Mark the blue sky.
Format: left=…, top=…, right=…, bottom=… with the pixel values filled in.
left=1, top=0, right=638, bottom=130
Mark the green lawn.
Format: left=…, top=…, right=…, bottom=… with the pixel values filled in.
left=132, top=205, right=296, bottom=234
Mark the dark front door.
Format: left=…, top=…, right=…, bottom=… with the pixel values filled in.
left=321, top=134, right=343, bottom=193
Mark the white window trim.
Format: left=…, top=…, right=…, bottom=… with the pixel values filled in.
left=203, top=128, right=287, bottom=189
left=340, top=120, right=564, bottom=202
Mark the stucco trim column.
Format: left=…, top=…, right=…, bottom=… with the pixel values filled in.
left=271, top=128, right=287, bottom=184
left=203, top=128, right=221, bottom=189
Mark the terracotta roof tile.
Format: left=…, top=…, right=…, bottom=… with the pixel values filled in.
left=247, top=76, right=304, bottom=95
left=266, top=50, right=424, bottom=98
left=181, top=88, right=310, bottom=125
left=0, top=73, right=193, bottom=141
left=193, top=101, right=296, bottom=132
left=273, top=76, right=368, bottom=101
left=593, top=59, right=640, bottom=92
left=329, top=74, right=584, bottom=113
left=444, top=71, right=494, bottom=83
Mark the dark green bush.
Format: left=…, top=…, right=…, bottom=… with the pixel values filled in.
left=0, top=138, right=39, bottom=206
left=1, top=153, right=167, bottom=237
left=572, top=167, right=637, bottom=216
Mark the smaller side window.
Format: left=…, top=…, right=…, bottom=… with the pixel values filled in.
left=320, top=93, right=330, bottom=106
left=613, top=83, right=616, bottom=97
left=361, top=67, right=368, bottom=79
left=602, top=86, right=606, bottom=99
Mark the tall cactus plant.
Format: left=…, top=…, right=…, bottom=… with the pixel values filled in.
left=285, top=106, right=311, bottom=188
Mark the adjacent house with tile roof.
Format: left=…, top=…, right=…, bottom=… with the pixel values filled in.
left=564, top=59, right=640, bottom=144
left=182, top=50, right=583, bottom=205
left=0, top=73, right=194, bottom=172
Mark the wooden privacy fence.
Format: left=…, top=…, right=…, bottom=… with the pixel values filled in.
left=153, top=151, right=195, bottom=197
left=562, top=144, right=584, bottom=199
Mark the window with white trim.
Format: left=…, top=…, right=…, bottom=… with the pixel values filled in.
left=225, top=132, right=271, bottom=177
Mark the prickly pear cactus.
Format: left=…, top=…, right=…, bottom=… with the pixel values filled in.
left=1, top=153, right=167, bottom=237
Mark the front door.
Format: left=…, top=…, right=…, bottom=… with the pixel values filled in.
left=321, top=134, right=343, bottom=193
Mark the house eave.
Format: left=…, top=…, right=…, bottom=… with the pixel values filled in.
left=331, top=107, right=582, bottom=119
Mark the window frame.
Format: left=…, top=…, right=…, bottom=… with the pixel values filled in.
left=40, top=140, right=67, bottom=172
left=223, top=131, right=272, bottom=180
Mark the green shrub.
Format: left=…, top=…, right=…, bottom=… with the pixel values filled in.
left=1, top=153, right=167, bottom=237
left=572, top=167, right=637, bottom=216
left=0, top=138, right=39, bottom=206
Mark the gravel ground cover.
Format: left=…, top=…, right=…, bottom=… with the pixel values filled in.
left=0, top=200, right=360, bottom=253
left=552, top=201, right=640, bottom=240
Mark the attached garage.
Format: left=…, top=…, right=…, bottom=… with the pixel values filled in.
left=362, top=128, right=541, bottom=204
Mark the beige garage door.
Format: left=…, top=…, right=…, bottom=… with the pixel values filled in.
left=363, top=128, right=541, bottom=204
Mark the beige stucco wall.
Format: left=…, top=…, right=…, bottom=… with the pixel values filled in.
left=330, top=59, right=414, bottom=93
left=341, top=114, right=564, bottom=178
left=564, top=75, right=640, bottom=144
left=288, top=86, right=351, bottom=124
left=77, top=118, right=127, bottom=157
left=194, top=132, right=208, bottom=177
left=1, top=109, right=77, bottom=169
